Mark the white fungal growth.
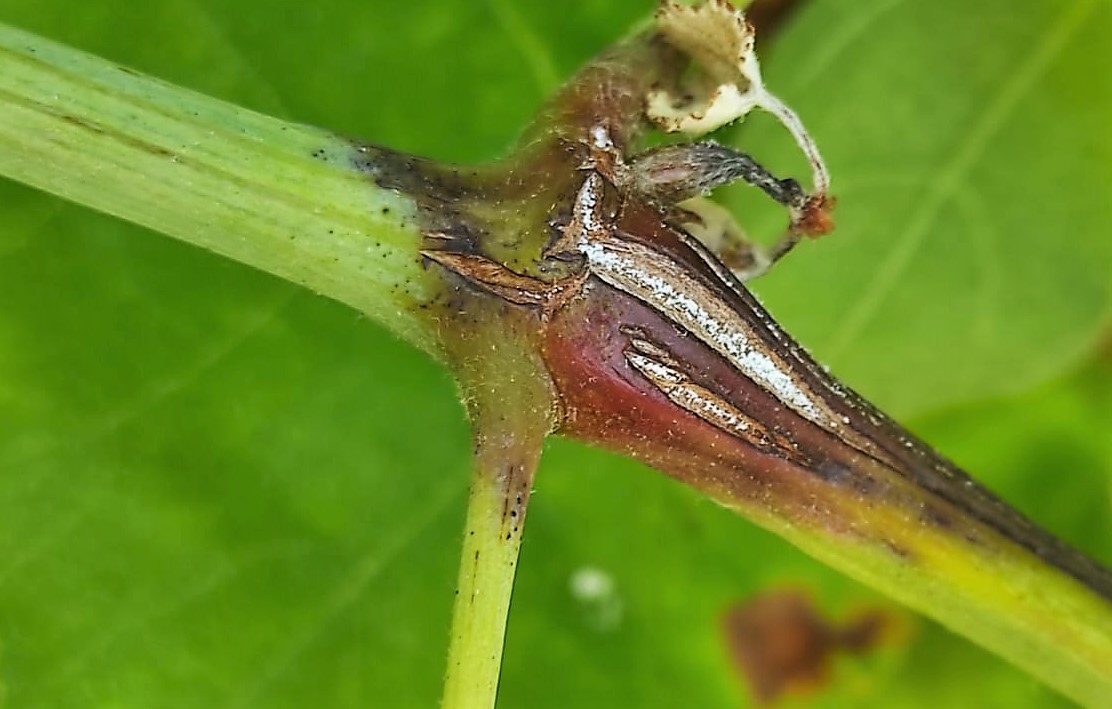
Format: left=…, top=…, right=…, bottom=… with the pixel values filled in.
left=577, top=230, right=831, bottom=428
left=574, top=172, right=606, bottom=237
left=590, top=124, right=614, bottom=150
left=626, top=352, right=755, bottom=434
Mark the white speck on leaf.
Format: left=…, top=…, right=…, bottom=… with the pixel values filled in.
left=569, top=567, right=623, bottom=632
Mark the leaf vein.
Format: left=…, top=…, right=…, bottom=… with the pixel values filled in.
left=823, top=0, right=1097, bottom=362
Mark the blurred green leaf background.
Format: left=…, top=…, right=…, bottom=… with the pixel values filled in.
left=0, top=0, right=1110, bottom=707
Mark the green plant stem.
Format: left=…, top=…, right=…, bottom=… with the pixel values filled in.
left=0, top=22, right=439, bottom=356
left=440, top=307, right=555, bottom=709
left=442, top=447, right=537, bottom=709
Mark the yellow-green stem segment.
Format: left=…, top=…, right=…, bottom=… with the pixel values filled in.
left=0, top=22, right=439, bottom=356
left=440, top=304, right=556, bottom=709
left=442, top=452, right=536, bottom=709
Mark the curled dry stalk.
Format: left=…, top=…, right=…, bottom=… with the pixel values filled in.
left=0, top=1, right=1110, bottom=707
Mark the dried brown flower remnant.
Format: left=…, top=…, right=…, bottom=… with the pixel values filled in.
left=649, top=0, right=830, bottom=196
left=794, top=193, right=837, bottom=238
left=721, top=589, right=896, bottom=705
left=655, top=0, right=756, bottom=87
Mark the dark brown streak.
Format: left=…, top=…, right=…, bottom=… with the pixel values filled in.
left=0, top=88, right=178, bottom=160
left=421, top=250, right=549, bottom=308
left=420, top=249, right=587, bottom=320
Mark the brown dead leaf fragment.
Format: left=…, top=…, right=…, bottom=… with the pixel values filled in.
left=721, top=589, right=895, bottom=706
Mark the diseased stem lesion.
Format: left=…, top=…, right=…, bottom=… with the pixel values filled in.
left=429, top=3, right=1112, bottom=706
